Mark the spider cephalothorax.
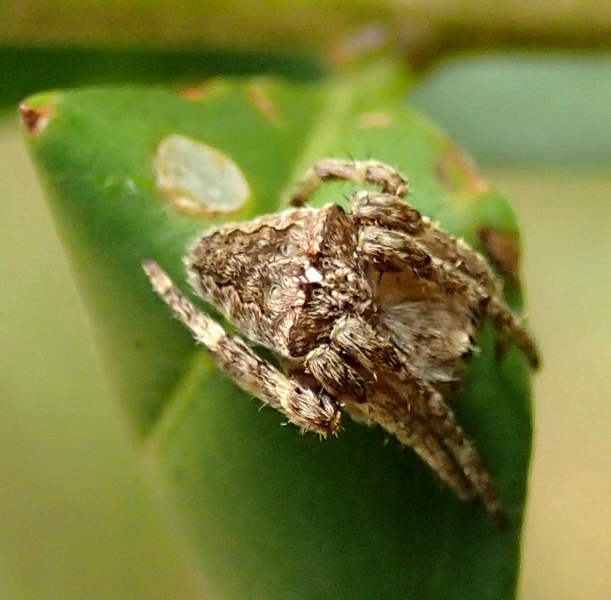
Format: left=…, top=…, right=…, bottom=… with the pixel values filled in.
left=143, top=159, right=539, bottom=526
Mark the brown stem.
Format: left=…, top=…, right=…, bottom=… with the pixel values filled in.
left=1, top=1, right=609, bottom=71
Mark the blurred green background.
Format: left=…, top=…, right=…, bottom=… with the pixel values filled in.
left=1, top=3, right=610, bottom=598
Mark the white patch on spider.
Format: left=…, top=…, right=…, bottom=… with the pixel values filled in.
left=304, top=266, right=323, bottom=283
left=155, top=134, right=250, bottom=215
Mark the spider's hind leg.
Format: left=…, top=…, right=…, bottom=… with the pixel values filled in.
left=329, top=314, right=507, bottom=525
left=304, top=340, right=476, bottom=503
left=351, top=201, right=540, bottom=369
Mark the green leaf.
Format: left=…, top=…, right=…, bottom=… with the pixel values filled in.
left=23, top=62, right=533, bottom=599
left=0, top=46, right=324, bottom=112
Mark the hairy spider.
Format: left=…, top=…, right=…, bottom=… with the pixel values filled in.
left=143, top=158, right=539, bottom=526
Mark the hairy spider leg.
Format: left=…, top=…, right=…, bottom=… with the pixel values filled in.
left=330, top=314, right=507, bottom=526
left=291, top=159, right=409, bottom=207
left=349, top=190, right=501, bottom=295
left=142, top=260, right=341, bottom=436
left=356, top=222, right=540, bottom=370
left=305, top=342, right=475, bottom=501
left=290, top=158, right=539, bottom=368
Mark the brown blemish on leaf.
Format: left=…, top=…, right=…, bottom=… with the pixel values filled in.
left=436, top=145, right=490, bottom=195
left=245, top=80, right=284, bottom=126
left=18, top=103, right=52, bottom=136
left=155, top=135, right=250, bottom=216
left=479, top=227, right=522, bottom=288
left=179, top=80, right=227, bottom=102
left=356, top=111, right=393, bottom=129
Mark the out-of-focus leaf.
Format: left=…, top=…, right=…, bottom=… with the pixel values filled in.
left=411, top=54, right=611, bottom=165
left=23, top=62, right=533, bottom=599
left=0, top=47, right=324, bottom=113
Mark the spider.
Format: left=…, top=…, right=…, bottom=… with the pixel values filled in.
left=143, top=158, right=539, bottom=526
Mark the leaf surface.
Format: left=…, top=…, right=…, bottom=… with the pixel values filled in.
left=23, top=63, right=533, bottom=599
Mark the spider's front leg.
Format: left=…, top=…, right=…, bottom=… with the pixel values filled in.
left=350, top=192, right=540, bottom=369
left=349, top=190, right=500, bottom=294
left=291, top=159, right=409, bottom=207
left=142, top=261, right=341, bottom=436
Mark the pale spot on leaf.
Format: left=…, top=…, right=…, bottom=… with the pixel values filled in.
left=156, top=135, right=250, bottom=215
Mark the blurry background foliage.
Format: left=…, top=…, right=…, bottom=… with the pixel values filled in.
left=1, top=1, right=610, bottom=599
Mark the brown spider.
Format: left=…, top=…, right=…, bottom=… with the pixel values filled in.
left=143, top=158, right=539, bottom=526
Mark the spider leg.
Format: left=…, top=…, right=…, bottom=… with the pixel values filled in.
left=357, top=224, right=540, bottom=369
left=400, top=417, right=476, bottom=502
left=305, top=343, right=474, bottom=501
left=291, top=159, right=408, bottom=206
left=348, top=396, right=476, bottom=502
left=142, top=260, right=341, bottom=436
left=305, top=343, right=368, bottom=403
left=350, top=190, right=501, bottom=294
left=330, top=314, right=507, bottom=525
